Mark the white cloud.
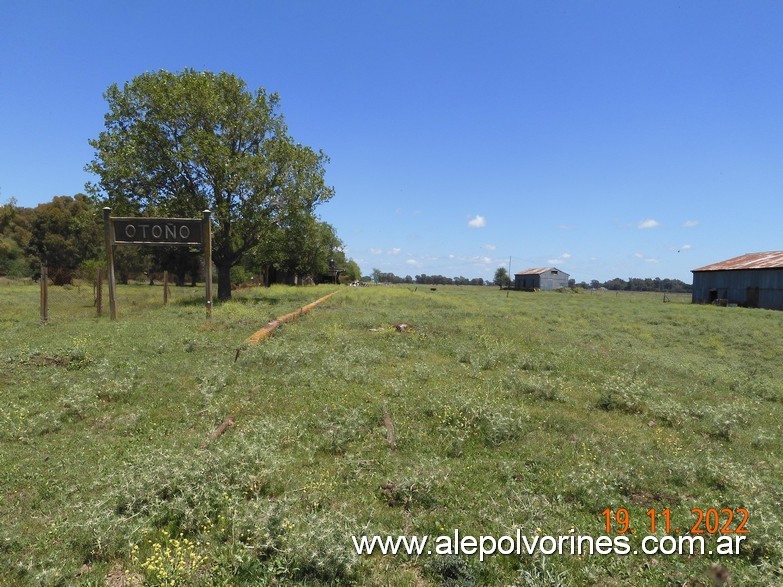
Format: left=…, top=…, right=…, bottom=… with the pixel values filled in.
left=483, top=244, right=496, bottom=251
left=468, top=215, right=486, bottom=228
left=388, top=247, right=401, bottom=255
left=461, top=255, right=494, bottom=265
left=684, top=220, right=699, bottom=228
left=406, top=259, right=421, bottom=267
left=638, top=219, right=660, bottom=229
left=680, top=244, right=692, bottom=251
left=634, top=252, right=659, bottom=263
left=369, top=248, right=382, bottom=255
left=548, top=256, right=569, bottom=265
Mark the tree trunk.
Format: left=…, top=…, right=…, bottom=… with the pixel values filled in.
left=217, top=263, right=232, bottom=301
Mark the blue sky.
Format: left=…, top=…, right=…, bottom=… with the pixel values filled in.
left=2, top=1, right=782, bottom=283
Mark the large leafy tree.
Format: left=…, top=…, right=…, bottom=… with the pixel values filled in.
left=25, top=194, right=102, bottom=284
left=86, top=69, right=334, bottom=300
left=280, top=217, right=342, bottom=282
left=1, top=199, right=35, bottom=277
left=494, top=266, right=510, bottom=289
left=247, top=216, right=352, bottom=286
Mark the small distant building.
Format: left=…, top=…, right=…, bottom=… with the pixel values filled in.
left=691, top=251, right=783, bottom=310
left=515, top=267, right=569, bottom=291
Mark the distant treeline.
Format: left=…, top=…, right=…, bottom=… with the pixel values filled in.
left=368, top=270, right=486, bottom=286
left=582, top=277, right=692, bottom=292
left=367, top=270, right=692, bottom=292
left=1, top=195, right=362, bottom=286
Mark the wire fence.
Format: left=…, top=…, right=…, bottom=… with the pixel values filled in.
left=36, top=266, right=206, bottom=324
left=589, top=289, right=692, bottom=304
left=4, top=268, right=693, bottom=325
left=40, top=269, right=98, bottom=322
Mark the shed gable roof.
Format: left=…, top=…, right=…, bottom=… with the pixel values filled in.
left=515, top=267, right=567, bottom=276
left=692, top=251, right=783, bottom=272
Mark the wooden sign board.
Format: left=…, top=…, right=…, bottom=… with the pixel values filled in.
left=112, top=218, right=204, bottom=246
left=103, top=208, right=212, bottom=320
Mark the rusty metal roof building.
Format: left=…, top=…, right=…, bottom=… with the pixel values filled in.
left=692, top=252, right=783, bottom=310
left=514, top=267, right=558, bottom=275
left=514, top=267, right=569, bottom=291
left=693, top=251, right=783, bottom=272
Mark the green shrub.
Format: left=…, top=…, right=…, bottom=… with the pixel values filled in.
left=596, top=374, right=646, bottom=413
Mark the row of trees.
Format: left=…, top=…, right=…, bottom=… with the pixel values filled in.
left=1, top=195, right=100, bottom=284
left=491, top=266, right=692, bottom=292
left=0, top=194, right=359, bottom=287
left=369, top=269, right=487, bottom=286
left=368, top=266, right=692, bottom=291
left=587, top=277, right=692, bottom=292
left=495, top=267, right=692, bottom=293
left=2, top=70, right=362, bottom=294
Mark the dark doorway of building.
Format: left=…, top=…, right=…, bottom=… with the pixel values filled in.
left=746, top=287, right=760, bottom=308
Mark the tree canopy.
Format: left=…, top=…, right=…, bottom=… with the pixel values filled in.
left=86, top=69, right=334, bottom=299
left=0, top=198, right=34, bottom=277
left=494, top=266, right=510, bottom=289
left=25, top=194, right=101, bottom=284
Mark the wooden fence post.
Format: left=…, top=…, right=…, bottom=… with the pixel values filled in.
left=40, top=265, right=48, bottom=325
left=96, top=268, right=103, bottom=317
left=163, top=271, right=169, bottom=305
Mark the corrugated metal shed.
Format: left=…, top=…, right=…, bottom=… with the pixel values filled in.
left=693, top=251, right=783, bottom=272
left=692, top=251, right=783, bottom=310
left=514, top=267, right=569, bottom=291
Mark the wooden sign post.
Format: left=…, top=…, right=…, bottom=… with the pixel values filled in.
left=203, top=210, right=213, bottom=319
left=102, top=208, right=118, bottom=320
left=103, top=208, right=213, bottom=320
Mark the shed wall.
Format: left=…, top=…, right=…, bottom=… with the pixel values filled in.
left=515, top=271, right=570, bottom=290
left=515, top=274, right=541, bottom=290
left=692, top=269, right=783, bottom=310
left=538, top=270, right=570, bottom=290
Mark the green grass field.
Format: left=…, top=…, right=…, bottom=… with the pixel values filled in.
left=1, top=283, right=781, bottom=586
